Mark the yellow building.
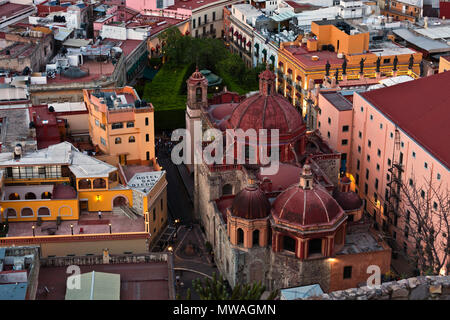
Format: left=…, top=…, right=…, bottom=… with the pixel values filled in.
left=0, top=142, right=167, bottom=257
left=276, top=20, right=422, bottom=113
left=83, top=86, right=156, bottom=166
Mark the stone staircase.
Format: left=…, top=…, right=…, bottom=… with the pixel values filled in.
left=112, top=205, right=141, bottom=220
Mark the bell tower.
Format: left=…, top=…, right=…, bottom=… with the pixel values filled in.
left=185, top=68, right=208, bottom=172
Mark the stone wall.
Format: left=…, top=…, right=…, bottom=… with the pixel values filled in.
left=302, top=276, right=450, bottom=300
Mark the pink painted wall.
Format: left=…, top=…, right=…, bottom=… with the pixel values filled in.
left=317, top=93, right=353, bottom=160
left=350, top=92, right=449, bottom=259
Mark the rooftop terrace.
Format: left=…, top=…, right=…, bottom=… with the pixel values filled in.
left=6, top=211, right=145, bottom=238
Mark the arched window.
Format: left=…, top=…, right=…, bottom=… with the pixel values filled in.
left=9, top=193, right=20, bottom=200
left=253, top=229, right=260, bottom=247
left=93, top=178, right=106, bottom=189
left=222, top=184, right=232, bottom=195
left=237, top=228, right=244, bottom=245
left=129, top=136, right=135, bottom=143
left=283, top=235, right=296, bottom=253
left=308, top=238, right=323, bottom=256
left=41, top=192, right=52, bottom=199
left=25, top=192, right=36, bottom=200
left=78, top=179, right=91, bottom=190
left=115, top=137, right=121, bottom=144
left=20, top=207, right=34, bottom=217
left=6, top=208, right=16, bottom=218
left=196, top=87, right=202, bottom=102
left=38, top=207, right=50, bottom=216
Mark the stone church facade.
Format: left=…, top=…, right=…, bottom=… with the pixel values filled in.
left=185, top=68, right=391, bottom=293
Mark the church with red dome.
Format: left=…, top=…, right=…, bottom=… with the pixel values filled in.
left=185, top=67, right=391, bottom=293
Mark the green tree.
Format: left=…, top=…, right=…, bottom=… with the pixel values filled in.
left=191, top=272, right=278, bottom=300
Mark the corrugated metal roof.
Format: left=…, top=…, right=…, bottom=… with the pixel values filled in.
left=393, top=29, right=450, bottom=53
left=65, top=271, right=120, bottom=300
left=54, top=28, right=73, bottom=42
left=415, top=26, right=450, bottom=39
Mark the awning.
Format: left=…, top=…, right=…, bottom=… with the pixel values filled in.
left=278, top=61, right=283, bottom=66
left=254, top=43, right=259, bottom=49
left=262, top=49, right=267, bottom=55
left=288, top=68, right=292, bottom=74
left=234, top=31, right=238, bottom=36
left=238, top=34, right=242, bottom=39
left=247, top=41, right=251, bottom=47
left=270, top=55, right=275, bottom=62
left=296, top=75, right=301, bottom=81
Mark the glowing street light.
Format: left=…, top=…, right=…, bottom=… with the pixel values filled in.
left=109, top=223, right=112, bottom=234
left=167, top=246, right=173, bottom=252
left=70, top=224, right=73, bottom=235
left=32, top=225, right=35, bottom=237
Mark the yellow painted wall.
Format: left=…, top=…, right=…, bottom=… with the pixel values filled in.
left=78, top=189, right=133, bottom=212
left=0, top=199, right=79, bottom=222
left=84, top=87, right=156, bottom=165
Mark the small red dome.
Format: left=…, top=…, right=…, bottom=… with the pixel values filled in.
left=231, top=183, right=271, bottom=220
left=187, top=67, right=207, bottom=84
left=333, top=190, right=363, bottom=211
left=272, top=184, right=345, bottom=227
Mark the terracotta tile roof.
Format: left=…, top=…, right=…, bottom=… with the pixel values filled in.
left=361, top=71, right=450, bottom=169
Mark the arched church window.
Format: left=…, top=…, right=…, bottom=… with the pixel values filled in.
left=237, top=228, right=244, bottom=245
left=253, top=229, right=260, bottom=247
left=283, top=235, right=296, bottom=253
left=196, top=87, right=202, bottom=102
left=308, top=238, right=323, bottom=256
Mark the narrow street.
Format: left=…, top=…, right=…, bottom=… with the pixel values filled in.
left=155, top=135, right=218, bottom=299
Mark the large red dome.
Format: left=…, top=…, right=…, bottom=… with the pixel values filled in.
left=231, top=183, right=271, bottom=220
left=225, top=69, right=305, bottom=137
left=272, top=183, right=345, bottom=228
left=227, top=94, right=305, bottom=136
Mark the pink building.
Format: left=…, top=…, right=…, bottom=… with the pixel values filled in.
left=317, top=91, right=354, bottom=174
left=317, top=71, right=450, bottom=271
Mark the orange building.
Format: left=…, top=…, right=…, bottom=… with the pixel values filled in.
left=277, top=20, right=422, bottom=115
left=381, top=0, right=422, bottom=22
left=83, top=86, right=156, bottom=166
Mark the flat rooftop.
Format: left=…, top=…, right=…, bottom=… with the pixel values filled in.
left=0, top=107, right=36, bottom=153
left=37, top=262, right=170, bottom=300
left=321, top=92, right=353, bottom=111
left=337, top=229, right=384, bottom=255
left=6, top=211, right=145, bottom=238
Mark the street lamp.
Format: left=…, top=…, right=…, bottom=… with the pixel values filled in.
left=32, top=225, right=35, bottom=237
left=109, top=223, right=112, bottom=234
left=70, top=224, right=73, bottom=235
left=167, top=246, right=173, bottom=252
